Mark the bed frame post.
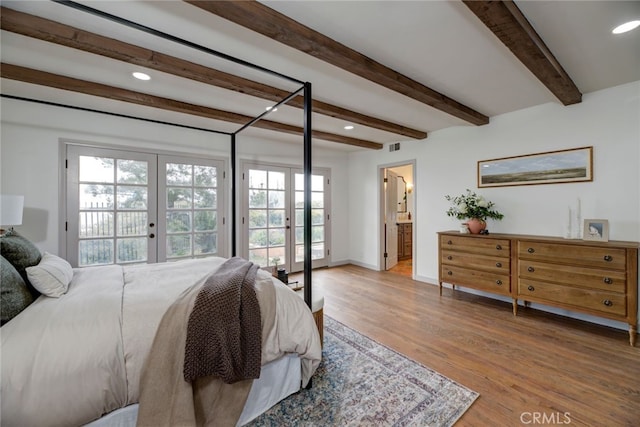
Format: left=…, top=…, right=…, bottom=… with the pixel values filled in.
left=303, top=82, right=312, bottom=311
left=231, top=133, right=237, bottom=257
left=304, top=81, right=313, bottom=389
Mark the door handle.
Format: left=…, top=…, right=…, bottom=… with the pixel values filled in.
left=149, top=233, right=155, bottom=238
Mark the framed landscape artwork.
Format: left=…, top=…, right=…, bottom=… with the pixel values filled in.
left=478, top=147, right=593, bottom=188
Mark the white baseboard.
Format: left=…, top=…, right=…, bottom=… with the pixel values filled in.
left=328, top=260, right=350, bottom=268
left=413, top=275, right=438, bottom=285
left=346, top=259, right=379, bottom=271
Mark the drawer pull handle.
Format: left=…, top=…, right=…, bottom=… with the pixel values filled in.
left=496, top=280, right=502, bottom=285
left=447, top=255, right=453, bottom=260
left=603, top=255, right=612, bottom=262
left=496, top=244, right=502, bottom=250
left=603, top=299, right=613, bottom=307
left=527, top=247, right=535, bottom=253
left=603, top=277, right=612, bottom=285
left=495, top=262, right=502, bottom=268
left=527, top=285, right=535, bottom=291
left=527, top=266, right=534, bottom=272
left=447, top=271, right=453, bottom=276
left=447, top=240, right=453, bottom=245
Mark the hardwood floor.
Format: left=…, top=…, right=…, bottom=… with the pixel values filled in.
left=302, top=264, right=640, bottom=426
left=388, top=258, right=412, bottom=277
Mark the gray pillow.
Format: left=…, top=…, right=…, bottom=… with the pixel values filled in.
left=0, top=231, right=42, bottom=299
left=1, top=255, right=34, bottom=325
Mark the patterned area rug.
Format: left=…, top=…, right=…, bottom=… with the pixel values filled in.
left=248, top=316, right=478, bottom=426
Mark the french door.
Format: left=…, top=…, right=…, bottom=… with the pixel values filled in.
left=241, top=162, right=330, bottom=273
left=66, top=145, right=226, bottom=267
left=157, top=156, right=225, bottom=261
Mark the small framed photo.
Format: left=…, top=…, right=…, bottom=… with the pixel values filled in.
left=583, top=219, right=609, bottom=242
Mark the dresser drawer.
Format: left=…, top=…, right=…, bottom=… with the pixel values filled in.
left=518, top=261, right=626, bottom=293
left=442, top=250, right=510, bottom=274
left=404, top=243, right=412, bottom=255
left=438, top=231, right=638, bottom=345
left=441, top=265, right=510, bottom=296
left=440, top=235, right=510, bottom=257
left=518, top=279, right=626, bottom=316
left=518, top=241, right=626, bottom=270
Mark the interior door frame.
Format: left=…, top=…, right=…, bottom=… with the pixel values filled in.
left=378, top=160, right=416, bottom=276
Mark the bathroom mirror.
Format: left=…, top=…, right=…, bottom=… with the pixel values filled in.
left=397, top=176, right=407, bottom=213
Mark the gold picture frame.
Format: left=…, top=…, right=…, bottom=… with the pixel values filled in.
left=583, top=219, right=609, bottom=242
left=478, top=147, right=593, bottom=188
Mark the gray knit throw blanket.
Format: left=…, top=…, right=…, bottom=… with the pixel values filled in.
left=183, top=257, right=261, bottom=384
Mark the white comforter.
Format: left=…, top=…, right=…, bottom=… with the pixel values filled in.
left=0, top=258, right=321, bottom=427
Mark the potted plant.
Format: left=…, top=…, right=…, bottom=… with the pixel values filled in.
left=445, top=189, right=504, bottom=234
left=271, top=257, right=281, bottom=277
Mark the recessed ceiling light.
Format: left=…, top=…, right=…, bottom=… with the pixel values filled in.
left=132, top=72, right=151, bottom=81
left=344, top=125, right=354, bottom=130
left=266, top=106, right=278, bottom=112
left=612, top=20, right=640, bottom=34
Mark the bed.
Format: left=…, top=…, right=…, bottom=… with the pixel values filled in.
left=1, top=250, right=322, bottom=426
left=2, top=4, right=320, bottom=425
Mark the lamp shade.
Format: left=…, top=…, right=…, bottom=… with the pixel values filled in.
left=0, top=195, right=24, bottom=226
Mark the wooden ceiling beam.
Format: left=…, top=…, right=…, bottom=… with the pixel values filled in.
left=185, top=0, right=490, bottom=126
left=0, top=6, right=424, bottom=140
left=1, top=64, right=383, bottom=150
left=463, top=0, right=582, bottom=105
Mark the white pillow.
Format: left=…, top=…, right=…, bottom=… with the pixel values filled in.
left=25, top=252, right=74, bottom=297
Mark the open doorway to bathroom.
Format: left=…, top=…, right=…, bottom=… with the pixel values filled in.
left=380, top=162, right=415, bottom=278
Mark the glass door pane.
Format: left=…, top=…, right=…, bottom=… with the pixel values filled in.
left=291, top=171, right=329, bottom=272
left=244, top=165, right=289, bottom=269
left=67, top=146, right=157, bottom=267
left=158, top=156, right=225, bottom=261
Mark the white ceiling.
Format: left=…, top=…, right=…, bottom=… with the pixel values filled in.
left=1, top=1, right=639, bottom=152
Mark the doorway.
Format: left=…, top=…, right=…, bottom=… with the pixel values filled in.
left=240, top=161, right=331, bottom=274
left=380, top=162, right=415, bottom=278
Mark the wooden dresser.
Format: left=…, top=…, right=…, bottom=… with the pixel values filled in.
left=397, top=222, right=412, bottom=260
left=438, top=231, right=639, bottom=346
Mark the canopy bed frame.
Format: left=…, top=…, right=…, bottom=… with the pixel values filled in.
left=3, top=0, right=315, bottom=311
left=1, top=2, right=321, bottom=425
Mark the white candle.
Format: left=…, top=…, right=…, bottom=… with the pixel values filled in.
left=576, top=198, right=582, bottom=238
left=565, top=206, right=573, bottom=239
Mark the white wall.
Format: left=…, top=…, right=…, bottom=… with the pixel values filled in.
left=3, top=82, right=638, bottom=329
left=0, top=98, right=350, bottom=264
left=347, top=81, right=640, bottom=328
